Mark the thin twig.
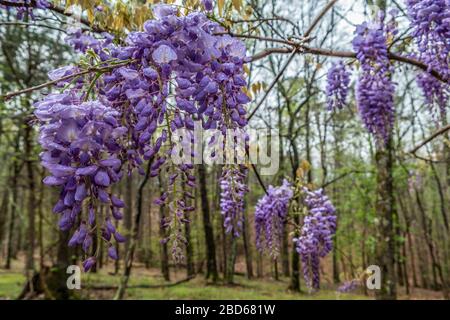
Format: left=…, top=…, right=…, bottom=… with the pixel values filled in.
left=247, top=48, right=299, bottom=121
left=303, top=0, right=339, bottom=38
left=0, top=21, right=67, bottom=33
left=409, top=124, right=450, bottom=154
left=249, top=46, right=447, bottom=83
left=1, top=60, right=132, bottom=101
left=0, top=0, right=106, bottom=33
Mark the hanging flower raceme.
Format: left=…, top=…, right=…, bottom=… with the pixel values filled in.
left=35, top=92, right=127, bottom=271
left=294, top=188, right=337, bottom=290
left=352, top=18, right=396, bottom=144
left=417, top=72, right=449, bottom=118
left=1, top=0, right=50, bottom=20
left=254, top=179, right=293, bottom=259
left=406, top=0, right=450, bottom=78
left=220, top=165, right=249, bottom=238
left=326, top=61, right=351, bottom=111
left=406, top=0, right=450, bottom=117
left=36, top=4, right=250, bottom=267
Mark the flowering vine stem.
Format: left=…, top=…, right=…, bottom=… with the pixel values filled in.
left=1, top=60, right=134, bottom=101
left=2, top=2, right=448, bottom=103
left=0, top=0, right=107, bottom=32
left=250, top=46, right=448, bottom=83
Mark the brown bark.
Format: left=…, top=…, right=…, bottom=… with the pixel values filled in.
left=198, top=164, right=218, bottom=282
left=24, top=120, right=36, bottom=273
left=374, top=140, right=397, bottom=300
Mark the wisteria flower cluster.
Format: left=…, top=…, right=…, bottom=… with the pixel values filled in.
left=35, top=92, right=127, bottom=270
left=352, top=17, right=396, bottom=144
left=33, top=4, right=250, bottom=268
left=254, top=179, right=293, bottom=259
left=326, top=61, right=351, bottom=111
left=220, top=165, right=249, bottom=238
left=337, top=279, right=360, bottom=293
left=1, top=0, right=50, bottom=20
left=406, top=0, right=450, bottom=117
left=294, top=188, right=337, bottom=289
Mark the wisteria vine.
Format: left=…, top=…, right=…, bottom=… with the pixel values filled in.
left=34, top=4, right=251, bottom=270
left=352, top=14, right=396, bottom=144
left=326, top=61, right=351, bottom=111
left=406, top=0, right=450, bottom=118
left=254, top=179, right=293, bottom=259
left=294, top=188, right=337, bottom=290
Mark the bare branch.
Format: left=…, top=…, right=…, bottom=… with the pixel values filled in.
left=0, top=0, right=106, bottom=33
left=1, top=61, right=133, bottom=101
left=409, top=124, right=450, bottom=154
left=303, top=0, right=339, bottom=38
left=249, top=46, right=448, bottom=83
left=247, top=48, right=299, bottom=121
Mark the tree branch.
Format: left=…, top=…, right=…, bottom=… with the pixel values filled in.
left=1, top=60, right=133, bottom=101
left=0, top=0, right=106, bottom=33
left=249, top=46, right=447, bottom=83
left=303, top=0, right=339, bottom=38
left=409, top=124, right=450, bottom=154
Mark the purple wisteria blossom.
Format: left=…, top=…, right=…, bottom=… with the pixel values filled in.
left=406, top=0, right=449, bottom=117
left=220, top=165, right=249, bottom=238
left=255, top=179, right=293, bottom=259
left=294, top=188, right=337, bottom=290
left=1, top=0, right=50, bottom=20
left=352, top=18, right=396, bottom=144
left=35, top=92, right=127, bottom=271
left=201, top=0, right=213, bottom=11
left=326, top=61, right=351, bottom=111
left=337, top=279, right=361, bottom=293
left=39, top=4, right=250, bottom=266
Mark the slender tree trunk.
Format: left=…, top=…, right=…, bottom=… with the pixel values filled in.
left=415, top=187, right=449, bottom=297
left=184, top=184, right=195, bottom=277
left=288, top=140, right=301, bottom=292
left=281, top=226, right=290, bottom=277
left=124, top=174, right=133, bottom=253
left=158, top=175, right=170, bottom=282
left=45, top=230, right=72, bottom=299
left=374, top=139, right=397, bottom=300
left=0, top=187, right=9, bottom=264
left=242, top=205, right=254, bottom=279
left=115, top=160, right=153, bottom=299
left=5, top=134, right=20, bottom=269
left=24, top=121, right=36, bottom=275
left=397, top=192, right=418, bottom=289
left=37, top=169, right=45, bottom=269
left=198, top=164, right=218, bottom=282
left=225, top=236, right=237, bottom=284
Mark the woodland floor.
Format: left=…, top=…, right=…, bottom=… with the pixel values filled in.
left=0, top=259, right=446, bottom=300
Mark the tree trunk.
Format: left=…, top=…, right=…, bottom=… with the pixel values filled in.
left=115, top=159, right=153, bottom=299
left=124, top=174, right=133, bottom=253
left=225, top=236, right=237, bottom=284
left=158, top=175, right=170, bottom=282
left=24, top=121, right=36, bottom=275
left=374, top=140, right=397, bottom=300
left=288, top=141, right=301, bottom=292
left=46, top=230, right=72, bottom=300
left=0, top=187, right=9, bottom=264
left=5, top=134, right=21, bottom=269
left=198, top=164, right=218, bottom=282
left=184, top=184, right=195, bottom=277
left=242, top=205, right=254, bottom=279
